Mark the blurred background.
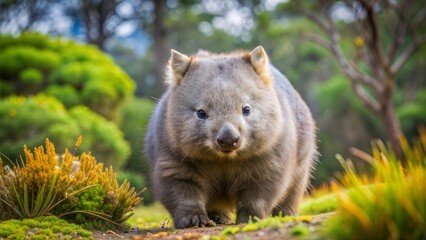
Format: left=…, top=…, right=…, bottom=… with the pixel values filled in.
left=1, top=0, right=425, bottom=204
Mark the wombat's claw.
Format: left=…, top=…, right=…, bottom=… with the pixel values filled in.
left=209, top=214, right=226, bottom=225
left=206, top=219, right=217, bottom=227
left=176, top=214, right=209, bottom=229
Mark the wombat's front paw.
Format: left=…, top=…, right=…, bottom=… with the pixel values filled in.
left=175, top=214, right=209, bottom=229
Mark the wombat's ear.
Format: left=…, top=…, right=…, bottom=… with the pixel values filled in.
left=249, top=46, right=272, bottom=87
left=167, top=49, right=191, bottom=86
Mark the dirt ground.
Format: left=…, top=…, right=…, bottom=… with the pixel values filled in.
left=92, top=213, right=334, bottom=240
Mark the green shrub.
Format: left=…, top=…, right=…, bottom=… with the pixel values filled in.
left=326, top=128, right=426, bottom=239
left=0, top=32, right=135, bottom=120
left=0, top=138, right=141, bottom=230
left=0, top=94, right=130, bottom=169
left=19, top=68, right=43, bottom=84
left=70, top=106, right=130, bottom=169
left=43, top=84, right=81, bottom=108
left=120, top=97, right=155, bottom=203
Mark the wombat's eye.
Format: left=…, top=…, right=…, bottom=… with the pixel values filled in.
left=243, top=105, right=251, bottom=116
left=196, top=110, right=208, bottom=119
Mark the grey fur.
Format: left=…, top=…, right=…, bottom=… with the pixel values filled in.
left=145, top=46, right=317, bottom=229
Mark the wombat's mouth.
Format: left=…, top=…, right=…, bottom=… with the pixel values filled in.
left=221, top=150, right=233, bottom=153
left=213, top=145, right=241, bottom=157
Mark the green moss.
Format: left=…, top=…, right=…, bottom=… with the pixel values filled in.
left=299, top=193, right=339, bottom=215
left=242, top=223, right=259, bottom=232
left=22, top=219, right=39, bottom=228
left=290, top=224, right=309, bottom=236
left=0, top=216, right=92, bottom=239
left=221, top=226, right=240, bottom=235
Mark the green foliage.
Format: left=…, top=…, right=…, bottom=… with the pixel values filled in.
left=314, top=74, right=380, bottom=184
left=120, top=97, right=155, bottom=203
left=116, top=171, right=148, bottom=202
left=326, top=129, right=426, bottom=239
left=0, top=94, right=130, bottom=169
left=127, top=203, right=171, bottom=228
left=221, top=226, right=240, bottom=235
left=398, top=88, right=426, bottom=136
left=0, top=94, right=78, bottom=160
left=0, top=216, right=92, bottom=239
left=290, top=224, right=309, bottom=236
left=299, top=193, right=338, bottom=215
left=19, top=68, right=43, bottom=84
left=0, top=138, right=142, bottom=230
left=69, top=106, right=130, bottom=169
left=219, top=215, right=314, bottom=236
left=44, top=84, right=81, bottom=108
left=0, top=32, right=135, bottom=120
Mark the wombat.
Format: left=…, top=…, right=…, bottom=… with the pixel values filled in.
left=145, top=46, right=317, bottom=229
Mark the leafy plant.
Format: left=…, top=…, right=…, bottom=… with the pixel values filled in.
left=0, top=138, right=142, bottom=230
left=326, top=127, right=426, bottom=239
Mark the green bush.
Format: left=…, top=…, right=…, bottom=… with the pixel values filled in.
left=120, top=97, right=155, bottom=203
left=0, top=94, right=130, bottom=169
left=0, top=32, right=135, bottom=120
left=70, top=106, right=130, bottom=169
left=19, top=68, right=43, bottom=84
left=43, top=84, right=81, bottom=108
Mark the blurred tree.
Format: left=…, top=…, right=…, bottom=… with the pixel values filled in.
left=0, top=0, right=54, bottom=32
left=0, top=32, right=135, bottom=121
left=80, top=0, right=117, bottom=51
left=152, top=0, right=167, bottom=97
left=295, top=0, right=426, bottom=159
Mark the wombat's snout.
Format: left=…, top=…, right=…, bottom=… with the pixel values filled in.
left=216, top=123, right=241, bottom=152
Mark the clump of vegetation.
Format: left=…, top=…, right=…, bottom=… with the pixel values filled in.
left=0, top=94, right=130, bottom=169
left=220, top=214, right=313, bottom=236
left=326, top=128, right=426, bottom=239
left=299, top=190, right=338, bottom=215
left=126, top=203, right=172, bottom=228
left=0, top=138, right=142, bottom=230
left=0, top=215, right=92, bottom=239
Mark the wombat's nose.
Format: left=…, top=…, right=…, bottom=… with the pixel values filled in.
left=216, top=124, right=240, bottom=150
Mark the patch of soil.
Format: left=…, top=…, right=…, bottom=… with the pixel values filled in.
left=92, top=213, right=334, bottom=240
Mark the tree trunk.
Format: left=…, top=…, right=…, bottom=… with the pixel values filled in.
left=153, top=0, right=167, bottom=97
left=380, top=98, right=404, bottom=161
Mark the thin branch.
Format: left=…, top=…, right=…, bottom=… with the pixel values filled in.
left=297, top=0, right=383, bottom=95
left=324, top=4, right=382, bottom=94
left=390, top=33, right=426, bottom=74
left=351, top=82, right=381, bottom=113
left=387, top=3, right=408, bottom=63
left=294, top=0, right=329, bottom=32
left=302, top=33, right=333, bottom=51
left=359, top=0, right=389, bottom=70
left=412, top=7, right=426, bottom=29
